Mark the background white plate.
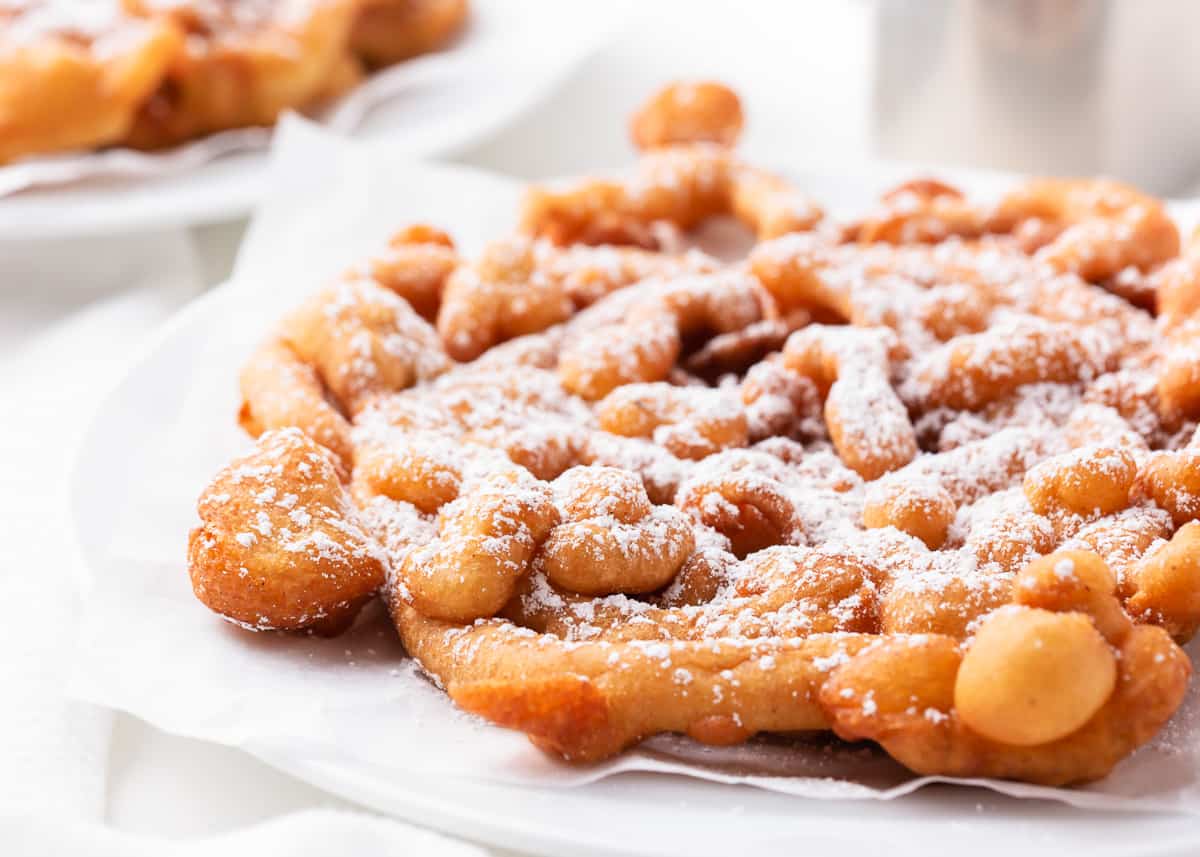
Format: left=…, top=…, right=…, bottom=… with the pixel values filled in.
left=68, top=160, right=1200, bottom=856
left=0, top=0, right=621, bottom=241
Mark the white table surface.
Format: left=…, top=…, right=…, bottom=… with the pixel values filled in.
left=1, top=3, right=882, bottom=853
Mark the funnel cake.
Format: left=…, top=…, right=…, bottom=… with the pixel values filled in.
left=0, top=0, right=469, bottom=162
left=189, top=82, right=1200, bottom=787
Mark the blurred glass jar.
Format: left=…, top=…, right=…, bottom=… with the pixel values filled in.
left=873, top=0, right=1200, bottom=193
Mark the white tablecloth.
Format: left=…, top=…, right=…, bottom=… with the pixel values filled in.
left=1, top=4, right=877, bottom=854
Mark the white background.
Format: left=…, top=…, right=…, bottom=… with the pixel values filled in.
left=10, top=2, right=1192, bottom=855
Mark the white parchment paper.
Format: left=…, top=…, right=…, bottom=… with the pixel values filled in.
left=0, top=0, right=618, bottom=198
left=68, top=118, right=1200, bottom=815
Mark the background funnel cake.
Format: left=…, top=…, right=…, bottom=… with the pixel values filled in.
left=188, top=81, right=1200, bottom=787
left=0, top=0, right=469, bottom=162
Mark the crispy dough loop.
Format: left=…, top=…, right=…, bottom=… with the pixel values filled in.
left=560, top=270, right=766, bottom=401
left=750, top=233, right=1002, bottom=340
left=906, top=317, right=1121, bottom=412
left=521, top=144, right=822, bottom=247
left=596, top=383, right=749, bottom=461
left=1014, top=551, right=1131, bottom=644
left=862, top=482, right=955, bottom=550
left=238, top=338, right=355, bottom=466
left=630, top=80, right=744, bottom=150
left=540, top=466, right=695, bottom=595
left=1157, top=317, right=1200, bottom=420
left=436, top=238, right=722, bottom=364
left=188, top=428, right=384, bottom=635
left=749, top=233, right=850, bottom=318
left=283, top=277, right=450, bottom=416
left=821, top=561, right=1190, bottom=785
left=367, top=224, right=458, bottom=322
left=740, top=356, right=823, bottom=442
left=675, top=450, right=806, bottom=557
left=398, top=472, right=559, bottom=623
left=1023, top=444, right=1138, bottom=519
left=863, top=429, right=1044, bottom=548
left=734, top=546, right=884, bottom=634
left=396, top=599, right=875, bottom=762
left=352, top=437, right=464, bottom=514
left=437, top=237, right=574, bottom=361
left=1126, top=523, right=1200, bottom=642
left=782, top=324, right=917, bottom=480
left=965, top=507, right=1055, bottom=575
left=847, top=179, right=986, bottom=245
left=558, top=310, right=680, bottom=401
left=989, top=178, right=1180, bottom=283
left=1155, top=228, right=1200, bottom=328
left=841, top=177, right=1180, bottom=287
left=542, top=243, right=720, bottom=310
left=879, top=573, right=1013, bottom=640
left=1139, top=447, right=1200, bottom=526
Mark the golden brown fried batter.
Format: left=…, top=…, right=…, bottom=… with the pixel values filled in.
left=630, top=80, right=744, bottom=150
left=188, top=428, right=384, bottom=634
left=367, top=224, right=458, bottom=322
left=186, top=82, right=1200, bottom=789
left=521, top=144, right=823, bottom=248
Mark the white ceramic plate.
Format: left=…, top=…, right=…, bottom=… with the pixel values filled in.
left=0, top=0, right=619, bottom=241
left=68, top=163, right=1200, bottom=857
